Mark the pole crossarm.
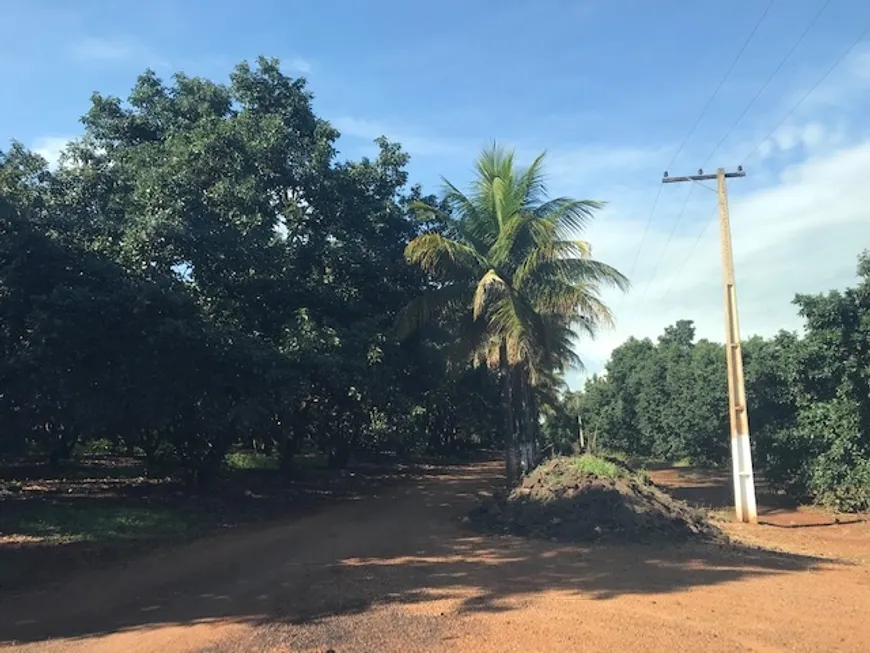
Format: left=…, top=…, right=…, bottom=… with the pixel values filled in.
left=662, top=169, right=746, bottom=184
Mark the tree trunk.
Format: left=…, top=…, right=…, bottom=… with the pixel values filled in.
left=328, top=442, right=350, bottom=469
left=501, top=346, right=519, bottom=486
left=523, top=371, right=534, bottom=471
left=48, top=425, right=77, bottom=469
left=520, top=372, right=537, bottom=469
left=512, top=366, right=534, bottom=476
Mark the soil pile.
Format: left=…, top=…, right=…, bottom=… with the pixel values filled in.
left=470, top=456, right=724, bottom=543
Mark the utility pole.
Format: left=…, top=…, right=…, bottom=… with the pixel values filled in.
left=662, top=167, right=759, bottom=524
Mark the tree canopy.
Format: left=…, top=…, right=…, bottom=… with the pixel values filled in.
left=556, top=255, right=870, bottom=511
left=1, top=57, right=625, bottom=486
left=3, top=56, right=867, bottom=512
left=400, top=144, right=627, bottom=482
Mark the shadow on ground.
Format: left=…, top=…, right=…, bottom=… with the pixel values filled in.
left=644, top=464, right=799, bottom=514
left=0, top=455, right=446, bottom=593
left=0, top=463, right=839, bottom=647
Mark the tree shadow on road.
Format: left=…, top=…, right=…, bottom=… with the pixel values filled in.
left=0, top=464, right=841, bottom=647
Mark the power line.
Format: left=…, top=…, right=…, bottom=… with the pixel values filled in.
left=617, top=0, right=775, bottom=308
left=742, top=21, right=870, bottom=164
left=643, top=0, right=832, bottom=305
left=701, top=0, right=831, bottom=167
left=657, top=20, right=870, bottom=305
left=668, top=0, right=776, bottom=169
left=657, top=204, right=718, bottom=302
left=636, top=183, right=696, bottom=303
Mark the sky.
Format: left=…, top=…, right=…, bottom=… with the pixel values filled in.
left=3, top=0, right=870, bottom=388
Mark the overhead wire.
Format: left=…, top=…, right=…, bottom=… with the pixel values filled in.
left=616, top=0, right=776, bottom=315
left=700, top=0, right=832, bottom=167
left=642, top=0, right=832, bottom=304
left=740, top=21, right=870, bottom=163
left=640, top=0, right=829, bottom=305
left=656, top=19, right=870, bottom=305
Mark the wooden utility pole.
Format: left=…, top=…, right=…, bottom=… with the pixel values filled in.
left=662, top=167, right=759, bottom=524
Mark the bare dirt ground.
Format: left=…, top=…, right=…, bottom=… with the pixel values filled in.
left=1, top=461, right=869, bottom=652
left=649, top=466, right=870, bottom=564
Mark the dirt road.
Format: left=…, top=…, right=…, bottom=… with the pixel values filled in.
left=1, top=462, right=869, bottom=652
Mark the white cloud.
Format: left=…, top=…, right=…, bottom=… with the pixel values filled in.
left=32, top=136, right=73, bottom=169
left=332, top=116, right=470, bottom=157
left=789, top=44, right=870, bottom=111
left=754, top=121, right=845, bottom=160
left=332, top=116, right=666, bottom=187
left=286, top=57, right=313, bottom=75
left=567, top=137, right=870, bottom=388
left=70, top=36, right=169, bottom=69
left=559, top=43, right=870, bottom=388
left=542, top=144, right=668, bottom=192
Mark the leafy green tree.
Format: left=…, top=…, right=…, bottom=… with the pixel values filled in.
left=784, top=254, right=870, bottom=510
left=578, top=321, right=728, bottom=465
left=571, top=253, right=870, bottom=512
left=1, top=57, right=513, bottom=482
left=399, top=144, right=628, bottom=483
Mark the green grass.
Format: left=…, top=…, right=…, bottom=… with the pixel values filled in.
left=225, top=450, right=280, bottom=471
left=594, top=448, right=632, bottom=465
left=3, top=503, right=199, bottom=545
left=224, top=450, right=328, bottom=472
left=571, top=454, right=627, bottom=479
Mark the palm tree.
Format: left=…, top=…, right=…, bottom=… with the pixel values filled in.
left=398, top=143, right=628, bottom=484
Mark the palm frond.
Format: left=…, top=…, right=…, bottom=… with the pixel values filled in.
left=470, top=143, right=520, bottom=238
left=441, top=178, right=495, bottom=249
left=487, top=289, right=546, bottom=369
left=528, top=279, right=615, bottom=330
left=526, top=257, right=630, bottom=293
left=404, top=233, right=487, bottom=279
left=440, top=179, right=481, bottom=223
left=490, top=175, right=508, bottom=228
left=512, top=239, right=594, bottom=289
left=472, top=269, right=507, bottom=320
left=517, top=150, right=548, bottom=209
left=535, top=198, right=604, bottom=237
left=487, top=209, right=532, bottom=268
left=441, top=315, right=498, bottom=371
left=542, top=321, right=584, bottom=372
left=419, top=192, right=490, bottom=255
left=408, top=199, right=451, bottom=224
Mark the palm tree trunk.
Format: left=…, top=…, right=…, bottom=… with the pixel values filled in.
left=500, top=345, right=519, bottom=486
left=520, top=370, right=536, bottom=469
left=531, top=391, right=541, bottom=466
left=512, top=366, right=529, bottom=475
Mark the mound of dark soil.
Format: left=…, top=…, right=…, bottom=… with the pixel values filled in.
left=470, top=457, right=725, bottom=543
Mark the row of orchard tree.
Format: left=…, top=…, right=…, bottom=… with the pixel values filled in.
left=1, top=57, right=626, bottom=486
left=552, top=262, right=870, bottom=511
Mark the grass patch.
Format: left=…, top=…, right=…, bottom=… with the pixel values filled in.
left=571, top=454, right=627, bottom=479
left=225, top=451, right=280, bottom=471
left=0, top=451, right=414, bottom=592
left=224, top=450, right=328, bottom=472
left=2, top=503, right=199, bottom=545
left=593, top=448, right=632, bottom=464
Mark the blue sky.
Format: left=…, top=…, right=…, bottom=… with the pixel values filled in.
left=3, top=0, right=870, bottom=386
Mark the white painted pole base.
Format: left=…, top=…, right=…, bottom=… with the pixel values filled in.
left=731, top=433, right=758, bottom=524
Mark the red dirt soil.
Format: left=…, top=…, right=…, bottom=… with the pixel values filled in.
left=1, top=461, right=869, bottom=652
left=649, top=466, right=870, bottom=564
